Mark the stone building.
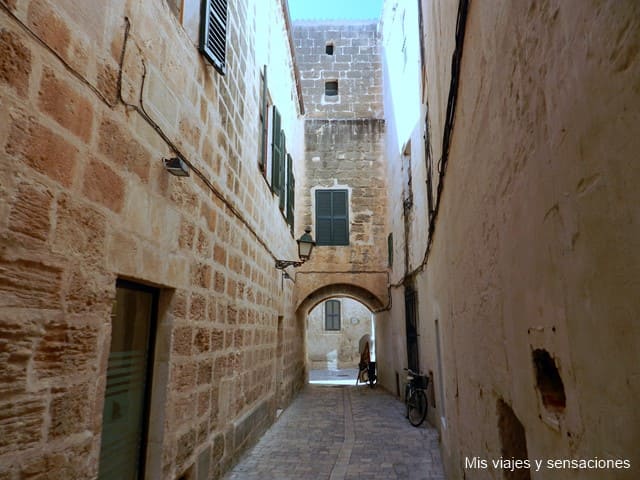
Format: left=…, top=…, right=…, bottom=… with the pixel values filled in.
left=377, top=0, right=640, bottom=479
left=0, top=0, right=306, bottom=478
left=292, top=20, right=389, bottom=337
left=2, top=0, right=640, bottom=479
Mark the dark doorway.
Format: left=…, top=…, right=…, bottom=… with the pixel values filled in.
left=405, top=286, right=419, bottom=372
left=99, top=280, right=159, bottom=479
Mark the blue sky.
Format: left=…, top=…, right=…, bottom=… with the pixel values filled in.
left=287, top=0, right=384, bottom=21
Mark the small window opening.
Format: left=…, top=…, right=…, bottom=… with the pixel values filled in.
left=325, top=43, right=334, bottom=55
left=532, top=349, right=566, bottom=412
left=325, top=81, right=338, bottom=96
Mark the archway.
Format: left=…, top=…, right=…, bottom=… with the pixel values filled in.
left=296, top=284, right=384, bottom=385
left=296, top=282, right=385, bottom=314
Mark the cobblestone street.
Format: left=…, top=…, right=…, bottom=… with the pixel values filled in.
left=224, top=384, right=445, bottom=480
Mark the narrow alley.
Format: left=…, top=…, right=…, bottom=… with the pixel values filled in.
left=1, top=0, right=639, bottom=479
left=224, top=384, right=445, bottom=480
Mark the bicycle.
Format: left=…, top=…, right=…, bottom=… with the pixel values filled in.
left=404, top=368, right=428, bottom=426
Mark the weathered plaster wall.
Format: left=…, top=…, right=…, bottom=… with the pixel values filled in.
left=378, top=0, right=458, bottom=415
left=0, top=0, right=305, bottom=478
left=382, top=0, right=640, bottom=479
left=306, top=298, right=372, bottom=369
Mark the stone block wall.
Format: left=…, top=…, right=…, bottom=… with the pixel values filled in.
left=294, top=117, right=389, bottom=314
left=292, top=22, right=388, bottom=338
left=0, top=0, right=304, bottom=478
left=293, top=21, right=383, bottom=119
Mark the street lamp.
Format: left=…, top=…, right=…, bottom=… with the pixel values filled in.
left=275, top=227, right=315, bottom=269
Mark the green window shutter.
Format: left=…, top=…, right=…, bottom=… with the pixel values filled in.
left=316, top=190, right=333, bottom=245
left=315, top=190, right=349, bottom=246
left=331, top=190, right=348, bottom=245
left=258, top=66, right=268, bottom=173
left=286, top=155, right=295, bottom=231
left=271, top=106, right=281, bottom=191
left=199, top=0, right=227, bottom=75
left=279, top=131, right=286, bottom=211
left=387, top=233, right=393, bottom=267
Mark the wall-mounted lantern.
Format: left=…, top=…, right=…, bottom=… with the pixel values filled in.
left=163, top=157, right=190, bottom=177
left=275, top=227, right=315, bottom=269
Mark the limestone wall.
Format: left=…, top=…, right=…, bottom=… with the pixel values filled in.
left=0, top=0, right=305, bottom=478
left=292, top=22, right=389, bottom=316
left=381, top=0, right=640, bottom=478
left=292, top=21, right=382, bottom=120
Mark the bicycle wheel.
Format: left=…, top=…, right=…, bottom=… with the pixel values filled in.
left=404, top=385, right=412, bottom=418
left=407, top=389, right=428, bottom=427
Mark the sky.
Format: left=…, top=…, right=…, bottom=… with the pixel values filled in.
left=287, top=0, right=384, bottom=21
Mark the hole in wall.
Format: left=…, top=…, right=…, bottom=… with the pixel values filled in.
left=325, top=42, right=334, bottom=55
left=532, top=349, right=566, bottom=412
left=497, top=399, right=531, bottom=480
left=177, top=463, right=194, bottom=480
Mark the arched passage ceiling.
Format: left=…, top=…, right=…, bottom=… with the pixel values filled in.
left=296, top=283, right=384, bottom=315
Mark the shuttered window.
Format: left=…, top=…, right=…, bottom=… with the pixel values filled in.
left=316, top=190, right=349, bottom=246
left=278, top=131, right=286, bottom=211
left=325, top=300, right=341, bottom=331
left=199, top=0, right=227, bottom=75
left=387, top=233, right=393, bottom=267
left=258, top=66, right=269, bottom=176
left=286, top=154, right=295, bottom=232
left=271, top=106, right=282, bottom=192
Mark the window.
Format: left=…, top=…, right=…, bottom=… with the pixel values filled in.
left=286, top=154, right=295, bottom=232
left=316, top=190, right=349, bottom=246
left=271, top=106, right=295, bottom=231
left=325, top=81, right=338, bottom=96
left=258, top=66, right=271, bottom=177
left=271, top=106, right=284, bottom=194
left=99, top=280, right=158, bottom=480
left=199, top=0, right=227, bottom=75
left=325, top=43, right=334, bottom=55
left=387, top=233, right=393, bottom=267
left=325, top=300, right=341, bottom=331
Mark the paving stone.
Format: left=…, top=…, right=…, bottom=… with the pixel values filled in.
left=224, top=384, right=445, bottom=479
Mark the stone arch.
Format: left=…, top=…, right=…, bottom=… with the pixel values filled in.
left=296, top=283, right=384, bottom=316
